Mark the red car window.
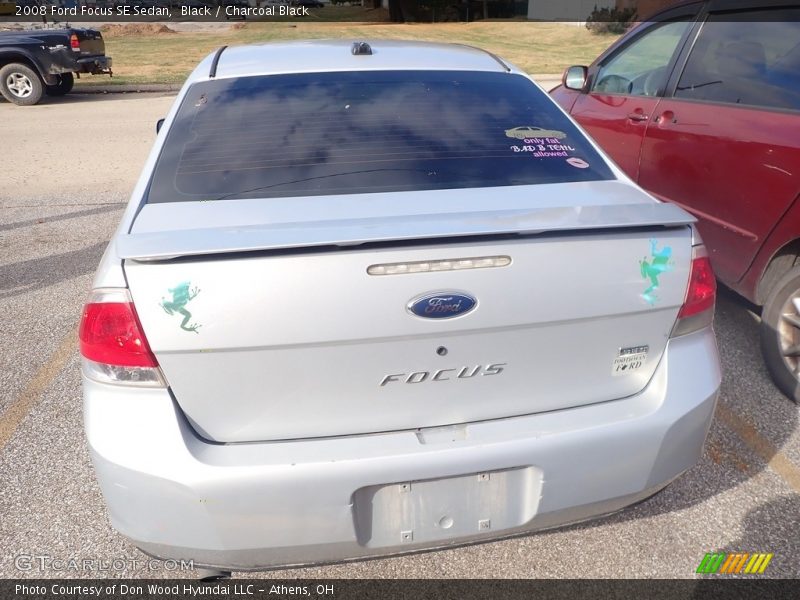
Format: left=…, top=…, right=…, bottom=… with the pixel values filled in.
left=592, top=21, right=692, bottom=97
left=674, top=8, right=800, bottom=112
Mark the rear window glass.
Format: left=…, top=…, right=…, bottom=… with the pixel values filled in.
left=147, top=70, right=614, bottom=203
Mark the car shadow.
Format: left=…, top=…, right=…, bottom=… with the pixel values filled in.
left=0, top=241, right=107, bottom=300
left=0, top=203, right=125, bottom=233
left=53, top=90, right=176, bottom=105
left=719, top=494, right=800, bottom=577
left=0, top=91, right=174, bottom=107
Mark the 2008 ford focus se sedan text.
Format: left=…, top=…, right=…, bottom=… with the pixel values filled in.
left=80, top=40, right=722, bottom=572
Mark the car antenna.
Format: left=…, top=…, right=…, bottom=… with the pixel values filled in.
left=351, top=42, right=372, bottom=56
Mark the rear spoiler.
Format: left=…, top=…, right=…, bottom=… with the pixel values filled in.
left=117, top=202, right=695, bottom=262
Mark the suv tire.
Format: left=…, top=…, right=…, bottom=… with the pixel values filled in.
left=45, top=72, right=74, bottom=97
left=761, top=265, right=800, bottom=403
left=0, top=62, right=44, bottom=106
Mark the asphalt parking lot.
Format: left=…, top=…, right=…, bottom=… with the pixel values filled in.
left=1, top=90, right=799, bottom=579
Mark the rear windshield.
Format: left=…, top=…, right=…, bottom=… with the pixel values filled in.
left=147, top=70, right=614, bottom=203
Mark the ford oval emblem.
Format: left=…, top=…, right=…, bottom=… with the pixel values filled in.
left=408, top=292, right=477, bottom=319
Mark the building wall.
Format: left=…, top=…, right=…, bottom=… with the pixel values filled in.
left=633, top=0, right=684, bottom=19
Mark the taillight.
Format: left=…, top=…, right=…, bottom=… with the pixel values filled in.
left=671, top=247, right=716, bottom=337
left=79, top=289, right=164, bottom=386
left=70, top=34, right=80, bottom=51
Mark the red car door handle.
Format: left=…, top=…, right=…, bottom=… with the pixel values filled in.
left=627, top=112, right=649, bottom=122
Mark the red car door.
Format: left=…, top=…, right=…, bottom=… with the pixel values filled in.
left=638, top=10, right=800, bottom=285
left=568, top=20, right=694, bottom=179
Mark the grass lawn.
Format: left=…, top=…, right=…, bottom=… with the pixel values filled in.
left=77, top=13, right=620, bottom=86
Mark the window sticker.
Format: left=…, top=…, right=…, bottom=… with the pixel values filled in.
left=505, top=126, right=567, bottom=140
left=566, top=157, right=590, bottom=169
left=640, top=240, right=674, bottom=306
left=506, top=126, right=580, bottom=159
left=160, top=282, right=202, bottom=333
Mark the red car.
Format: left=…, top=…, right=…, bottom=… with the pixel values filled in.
left=551, top=0, right=800, bottom=401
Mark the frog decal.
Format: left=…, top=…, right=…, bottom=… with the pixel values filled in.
left=160, top=282, right=201, bottom=333
left=640, top=239, right=673, bottom=306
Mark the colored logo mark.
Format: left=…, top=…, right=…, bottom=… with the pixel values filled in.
left=640, top=238, right=673, bottom=306
left=696, top=552, right=773, bottom=575
left=160, top=281, right=201, bottom=333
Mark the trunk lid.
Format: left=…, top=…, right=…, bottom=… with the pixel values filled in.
left=123, top=182, right=694, bottom=442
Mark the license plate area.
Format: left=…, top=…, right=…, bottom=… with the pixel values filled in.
left=352, top=466, right=542, bottom=548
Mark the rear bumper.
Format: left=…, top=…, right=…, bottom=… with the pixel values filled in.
left=84, top=329, right=720, bottom=570
left=75, top=56, right=112, bottom=75
left=44, top=52, right=112, bottom=79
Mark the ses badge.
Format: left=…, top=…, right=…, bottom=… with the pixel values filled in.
left=612, top=345, right=649, bottom=376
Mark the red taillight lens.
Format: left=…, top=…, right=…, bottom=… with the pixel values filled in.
left=678, top=255, right=716, bottom=319
left=79, top=298, right=158, bottom=368
left=70, top=34, right=80, bottom=50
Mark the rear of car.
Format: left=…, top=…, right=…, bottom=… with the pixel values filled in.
left=81, top=41, right=720, bottom=570
left=68, top=28, right=112, bottom=76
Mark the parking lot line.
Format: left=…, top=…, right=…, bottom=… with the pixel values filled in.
left=716, top=401, right=800, bottom=493
left=0, top=328, right=76, bottom=452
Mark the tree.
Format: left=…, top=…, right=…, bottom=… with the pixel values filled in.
left=388, top=0, right=405, bottom=22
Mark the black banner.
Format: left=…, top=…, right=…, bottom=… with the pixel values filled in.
left=0, top=0, right=796, bottom=26
left=1, top=0, right=798, bottom=25
left=2, top=579, right=798, bottom=600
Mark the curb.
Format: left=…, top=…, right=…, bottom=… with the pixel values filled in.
left=72, top=83, right=181, bottom=94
